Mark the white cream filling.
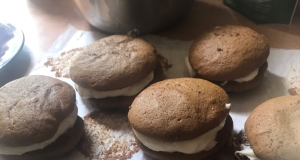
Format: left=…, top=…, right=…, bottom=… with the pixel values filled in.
left=235, top=147, right=260, bottom=160
left=225, top=103, right=231, bottom=109
left=233, top=68, right=259, bottom=83
left=185, top=56, right=259, bottom=83
left=221, top=81, right=228, bottom=86
left=0, top=106, right=78, bottom=155
left=76, top=72, right=154, bottom=99
left=185, top=57, right=196, bottom=77
left=133, top=117, right=227, bottom=154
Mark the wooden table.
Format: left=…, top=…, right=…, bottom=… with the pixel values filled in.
left=0, top=0, right=300, bottom=86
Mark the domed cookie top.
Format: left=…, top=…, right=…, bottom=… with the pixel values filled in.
left=70, top=35, right=158, bottom=91
left=189, top=25, right=269, bottom=81
left=245, top=96, right=300, bottom=160
left=0, top=75, right=76, bottom=147
left=128, top=78, right=230, bottom=141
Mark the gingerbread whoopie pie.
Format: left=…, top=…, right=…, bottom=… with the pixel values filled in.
left=70, top=35, right=164, bottom=110
left=0, top=75, right=83, bottom=160
left=128, top=78, right=233, bottom=160
left=235, top=96, right=300, bottom=160
left=187, top=25, right=269, bottom=92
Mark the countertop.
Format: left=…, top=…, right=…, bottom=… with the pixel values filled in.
left=0, top=0, right=300, bottom=86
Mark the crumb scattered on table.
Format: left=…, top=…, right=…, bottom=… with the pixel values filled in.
left=44, top=47, right=83, bottom=78
left=77, top=111, right=139, bottom=160
left=157, top=54, right=173, bottom=71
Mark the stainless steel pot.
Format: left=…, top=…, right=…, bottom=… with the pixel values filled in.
left=74, top=0, right=195, bottom=34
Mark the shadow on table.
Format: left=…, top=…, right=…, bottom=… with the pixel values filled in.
left=158, top=0, right=300, bottom=49
left=229, top=70, right=286, bottom=114
left=28, top=0, right=95, bottom=31
left=28, top=0, right=79, bottom=17
left=0, top=45, right=33, bottom=87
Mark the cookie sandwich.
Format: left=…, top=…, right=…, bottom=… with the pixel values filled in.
left=187, top=25, right=269, bottom=92
left=70, top=35, right=163, bottom=110
left=128, top=78, right=233, bottom=160
left=235, top=96, right=300, bottom=160
left=0, top=75, right=83, bottom=160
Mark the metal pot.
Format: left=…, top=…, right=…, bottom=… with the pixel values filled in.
left=74, top=0, right=195, bottom=34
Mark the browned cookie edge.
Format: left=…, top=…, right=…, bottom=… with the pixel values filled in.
left=214, top=62, right=268, bottom=92
left=0, top=116, right=84, bottom=160
left=189, top=25, right=269, bottom=81
left=70, top=35, right=158, bottom=91
left=135, top=116, right=233, bottom=160
left=0, top=75, right=76, bottom=147
left=88, top=62, right=164, bottom=111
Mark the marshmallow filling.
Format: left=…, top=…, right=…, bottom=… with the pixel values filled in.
left=185, top=57, right=196, bottom=77
left=133, top=117, right=227, bottom=154
left=235, top=147, right=260, bottom=160
left=225, top=103, right=231, bottom=109
left=0, top=105, right=78, bottom=155
left=233, top=68, right=259, bottom=83
left=185, top=56, right=259, bottom=83
left=76, top=72, right=154, bottom=99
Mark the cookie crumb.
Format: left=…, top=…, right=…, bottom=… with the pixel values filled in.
left=45, top=47, right=83, bottom=78
left=157, top=54, right=173, bottom=71
left=233, top=130, right=251, bottom=160
left=44, top=58, right=54, bottom=67
left=288, top=88, right=298, bottom=95
left=77, top=111, right=139, bottom=160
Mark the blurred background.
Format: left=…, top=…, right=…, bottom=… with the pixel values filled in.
left=0, top=0, right=300, bottom=87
